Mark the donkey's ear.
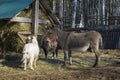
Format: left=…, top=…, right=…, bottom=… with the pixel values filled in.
left=46, top=25, right=50, bottom=30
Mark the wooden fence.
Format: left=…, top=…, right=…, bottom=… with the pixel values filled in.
left=96, top=26, right=120, bottom=49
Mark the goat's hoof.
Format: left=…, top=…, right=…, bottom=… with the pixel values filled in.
left=34, top=66, right=36, bottom=68
left=30, top=68, right=34, bottom=70
left=24, top=68, right=26, bottom=71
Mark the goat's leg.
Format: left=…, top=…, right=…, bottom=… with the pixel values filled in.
left=29, top=58, right=34, bottom=70
left=34, top=60, right=37, bottom=68
left=34, top=55, right=38, bottom=68
left=24, top=59, right=27, bottom=70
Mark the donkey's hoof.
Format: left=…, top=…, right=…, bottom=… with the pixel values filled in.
left=69, top=63, right=72, bottom=65
left=62, top=63, right=67, bottom=66
left=92, top=64, right=98, bottom=68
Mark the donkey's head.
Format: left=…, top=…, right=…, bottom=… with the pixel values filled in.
left=41, top=26, right=59, bottom=50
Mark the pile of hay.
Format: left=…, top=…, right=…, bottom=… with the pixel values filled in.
left=0, top=7, right=47, bottom=55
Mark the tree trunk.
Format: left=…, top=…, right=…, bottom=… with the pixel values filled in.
left=102, top=0, right=105, bottom=25
left=71, top=0, right=77, bottom=28
left=59, top=0, right=64, bottom=29
left=52, top=0, right=56, bottom=13
left=83, top=0, right=88, bottom=27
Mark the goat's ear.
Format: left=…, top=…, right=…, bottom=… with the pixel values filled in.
left=28, top=35, right=31, bottom=40
left=31, top=34, right=37, bottom=38
left=34, top=34, right=38, bottom=38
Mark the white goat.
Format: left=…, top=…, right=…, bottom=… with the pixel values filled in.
left=22, top=35, right=39, bottom=70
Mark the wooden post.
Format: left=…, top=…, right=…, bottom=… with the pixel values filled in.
left=32, top=0, right=39, bottom=35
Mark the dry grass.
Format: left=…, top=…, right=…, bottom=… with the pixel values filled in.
left=0, top=50, right=120, bottom=80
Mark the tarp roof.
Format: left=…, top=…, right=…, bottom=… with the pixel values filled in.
left=0, top=0, right=60, bottom=25
left=0, top=0, right=34, bottom=19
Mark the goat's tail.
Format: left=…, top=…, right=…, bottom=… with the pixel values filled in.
left=21, top=44, right=28, bottom=63
left=21, top=52, right=28, bottom=63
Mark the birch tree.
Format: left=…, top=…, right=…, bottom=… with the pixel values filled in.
left=102, top=0, right=105, bottom=25
left=52, top=0, right=56, bottom=13
left=77, top=0, right=84, bottom=28
left=71, top=0, right=77, bottom=28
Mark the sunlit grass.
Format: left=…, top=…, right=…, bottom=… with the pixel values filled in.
left=0, top=50, right=120, bottom=80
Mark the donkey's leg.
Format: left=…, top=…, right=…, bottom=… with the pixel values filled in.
left=52, top=48, right=58, bottom=59
left=68, top=49, right=72, bottom=65
left=91, top=43, right=99, bottom=67
left=63, top=50, right=69, bottom=65
left=52, top=51, right=55, bottom=59
left=55, top=48, right=58, bottom=58
left=93, top=50, right=99, bottom=67
left=43, top=48, right=48, bottom=60
left=52, top=49, right=58, bottom=59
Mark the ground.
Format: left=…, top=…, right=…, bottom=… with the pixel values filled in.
left=0, top=50, right=120, bottom=80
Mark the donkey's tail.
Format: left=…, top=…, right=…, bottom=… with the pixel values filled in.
left=99, top=35, right=103, bottom=49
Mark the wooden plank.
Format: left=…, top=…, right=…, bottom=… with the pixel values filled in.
left=39, top=0, right=60, bottom=25
left=32, top=0, right=39, bottom=34
left=9, top=17, right=49, bottom=24
left=18, top=31, right=42, bottom=35
left=17, top=31, right=42, bottom=44
left=17, top=32, right=26, bottom=44
left=18, top=31, right=32, bottom=35
left=10, top=17, right=31, bottom=23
